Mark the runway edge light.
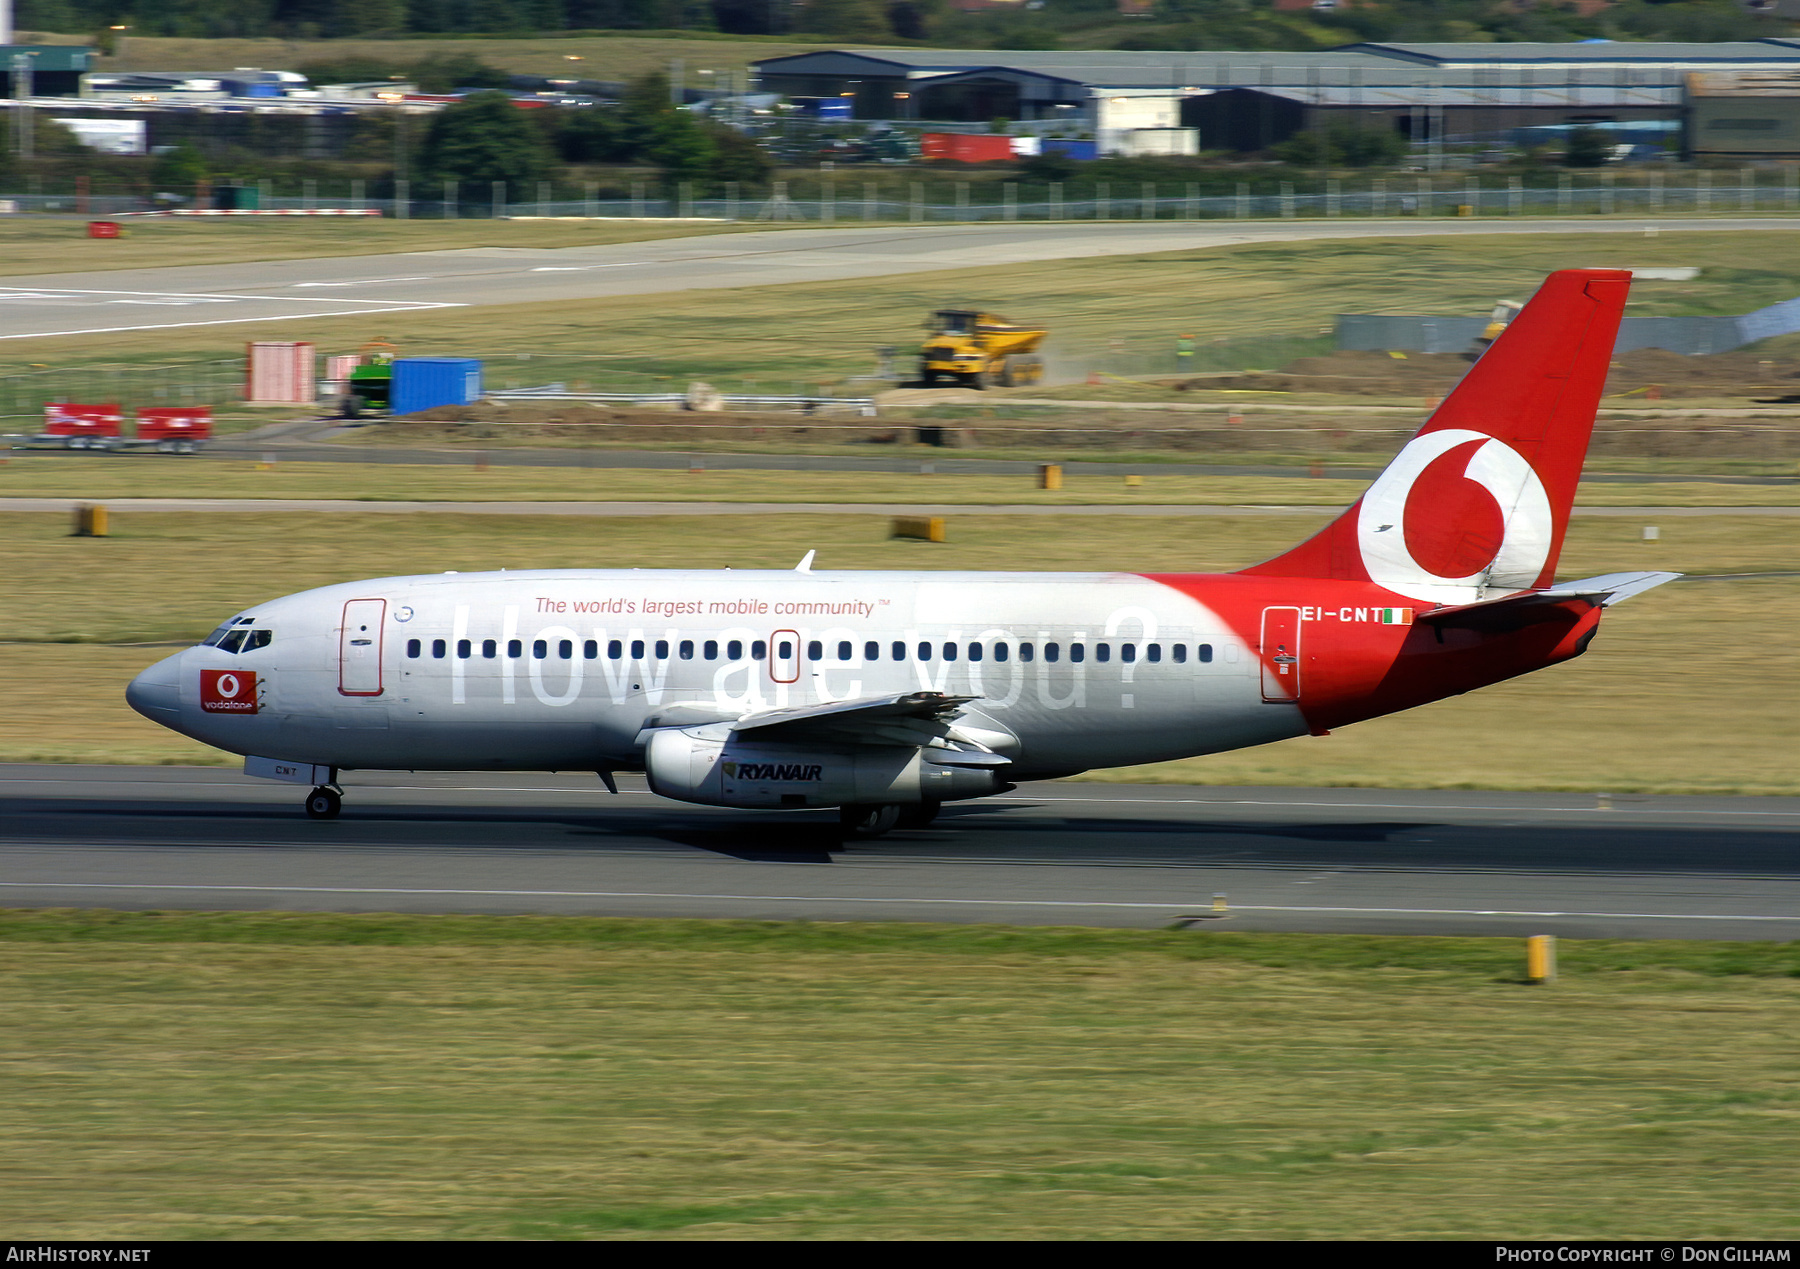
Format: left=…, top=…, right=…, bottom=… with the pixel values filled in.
left=1527, top=935, right=1558, bottom=985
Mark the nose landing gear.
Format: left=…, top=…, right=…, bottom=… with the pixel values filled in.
left=304, top=785, right=343, bottom=820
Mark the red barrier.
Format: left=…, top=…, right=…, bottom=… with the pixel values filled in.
left=42, top=403, right=124, bottom=438
left=136, top=407, right=212, bottom=442
left=87, top=221, right=121, bottom=239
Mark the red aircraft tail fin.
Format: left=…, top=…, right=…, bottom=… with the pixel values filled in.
left=1241, top=268, right=1631, bottom=604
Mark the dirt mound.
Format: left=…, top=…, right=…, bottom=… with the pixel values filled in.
left=1168, top=348, right=1800, bottom=401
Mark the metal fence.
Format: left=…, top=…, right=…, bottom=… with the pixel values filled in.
left=0, top=358, right=242, bottom=429
left=7, top=171, right=1800, bottom=222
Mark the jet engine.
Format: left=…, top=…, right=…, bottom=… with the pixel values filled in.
left=644, top=724, right=1009, bottom=810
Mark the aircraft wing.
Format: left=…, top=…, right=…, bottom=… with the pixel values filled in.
left=1420, top=571, right=1681, bottom=632
left=731, top=691, right=980, bottom=747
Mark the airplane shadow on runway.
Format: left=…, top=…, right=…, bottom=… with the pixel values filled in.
left=8, top=794, right=1798, bottom=879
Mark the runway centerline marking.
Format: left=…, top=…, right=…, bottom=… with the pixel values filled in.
left=291, top=276, right=433, bottom=288
left=1, top=881, right=1794, bottom=922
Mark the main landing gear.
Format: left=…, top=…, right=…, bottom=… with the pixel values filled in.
left=304, top=785, right=343, bottom=820
left=839, top=801, right=941, bottom=839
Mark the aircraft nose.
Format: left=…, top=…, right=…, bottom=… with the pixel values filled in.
left=126, top=650, right=184, bottom=722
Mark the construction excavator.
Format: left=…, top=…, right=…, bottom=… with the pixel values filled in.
left=919, top=310, right=1046, bottom=388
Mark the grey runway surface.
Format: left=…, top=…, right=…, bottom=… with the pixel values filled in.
left=4, top=764, right=1797, bottom=941
left=3, top=217, right=1796, bottom=340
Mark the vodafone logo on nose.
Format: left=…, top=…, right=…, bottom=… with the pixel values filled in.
left=200, top=668, right=259, bottom=714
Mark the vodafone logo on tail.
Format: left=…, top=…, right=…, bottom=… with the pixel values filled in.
left=1355, top=428, right=1553, bottom=604
left=200, top=669, right=259, bottom=714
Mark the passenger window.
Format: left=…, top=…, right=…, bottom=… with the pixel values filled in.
left=807, top=640, right=821, bottom=660
left=1071, top=643, right=1086, bottom=663
left=891, top=641, right=905, bottom=661
left=1096, top=643, right=1110, bottom=663
left=482, top=639, right=497, bottom=659
left=1147, top=644, right=1160, bottom=663
left=608, top=639, right=623, bottom=659
left=968, top=642, right=983, bottom=662
left=994, top=643, right=1009, bottom=662
left=1173, top=644, right=1187, bottom=664
left=752, top=640, right=766, bottom=660
left=1020, top=643, right=1034, bottom=662
left=704, top=640, right=719, bottom=660
left=655, top=639, right=669, bottom=659
left=1199, top=643, right=1214, bottom=663
left=679, top=640, right=694, bottom=660
left=1045, top=643, right=1060, bottom=663
left=433, top=639, right=447, bottom=659
left=917, top=642, right=932, bottom=662
left=631, top=639, right=645, bottom=659
left=864, top=641, right=878, bottom=661
left=406, top=638, right=421, bottom=659
left=943, top=642, right=957, bottom=662
left=727, top=640, right=743, bottom=660
left=457, top=638, right=471, bottom=659
left=584, top=640, right=598, bottom=660
left=532, top=639, right=547, bottom=659
left=840, top=641, right=854, bottom=661
left=779, top=640, right=793, bottom=659
left=507, top=639, right=522, bottom=658
left=1121, top=644, right=1136, bottom=664
left=559, top=639, right=573, bottom=660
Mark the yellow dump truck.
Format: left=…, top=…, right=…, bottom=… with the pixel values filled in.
left=919, top=310, right=1046, bottom=389
left=1472, top=299, right=1523, bottom=355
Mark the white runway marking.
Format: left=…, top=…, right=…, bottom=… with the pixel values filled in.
left=1, top=880, right=1794, bottom=922
left=0, top=284, right=463, bottom=339
left=291, top=276, right=433, bottom=288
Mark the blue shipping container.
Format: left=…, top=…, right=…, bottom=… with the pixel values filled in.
left=391, top=357, right=483, bottom=416
left=1043, top=139, right=1097, bottom=161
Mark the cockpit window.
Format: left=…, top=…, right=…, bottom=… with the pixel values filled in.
left=201, top=621, right=271, bottom=653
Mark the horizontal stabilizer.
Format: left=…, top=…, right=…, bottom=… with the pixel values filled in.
left=1419, top=570, right=1680, bottom=631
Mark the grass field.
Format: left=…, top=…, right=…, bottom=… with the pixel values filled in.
left=100, top=32, right=836, bottom=83
left=3, top=454, right=1795, bottom=506
left=0, top=216, right=758, bottom=279
left=2, top=911, right=1796, bottom=1240
left=2, top=508, right=1793, bottom=792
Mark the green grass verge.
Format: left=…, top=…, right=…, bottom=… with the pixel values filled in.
left=1, top=911, right=1796, bottom=1240
left=1, top=455, right=1793, bottom=506
left=0, top=216, right=757, bottom=279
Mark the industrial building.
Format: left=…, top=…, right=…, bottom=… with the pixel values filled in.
left=753, top=41, right=1800, bottom=155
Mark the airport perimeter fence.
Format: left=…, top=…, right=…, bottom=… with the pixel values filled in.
left=7, top=170, right=1800, bottom=222
left=0, top=358, right=243, bottom=431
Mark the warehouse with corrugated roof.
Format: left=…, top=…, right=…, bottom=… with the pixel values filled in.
left=754, top=41, right=1800, bottom=155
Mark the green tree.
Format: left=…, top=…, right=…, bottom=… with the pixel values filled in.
left=705, top=124, right=773, bottom=190
left=1563, top=126, right=1611, bottom=169
left=419, top=91, right=554, bottom=196
left=150, top=142, right=208, bottom=195
left=800, top=0, right=889, bottom=37
left=1328, top=124, right=1407, bottom=168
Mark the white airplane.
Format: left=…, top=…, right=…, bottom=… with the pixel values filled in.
left=128, top=269, right=1676, bottom=835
